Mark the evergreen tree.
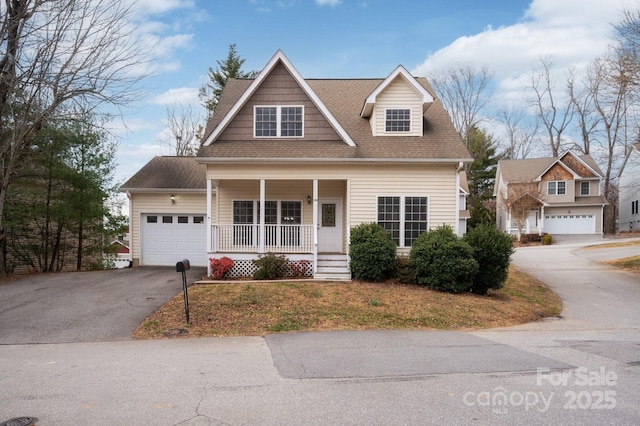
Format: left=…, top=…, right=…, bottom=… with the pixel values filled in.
left=467, top=127, right=501, bottom=201
left=199, top=44, right=257, bottom=117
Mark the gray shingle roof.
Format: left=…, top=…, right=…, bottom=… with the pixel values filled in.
left=198, top=76, right=471, bottom=161
left=120, top=156, right=206, bottom=191
left=497, top=154, right=604, bottom=183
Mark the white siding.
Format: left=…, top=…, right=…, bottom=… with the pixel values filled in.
left=370, top=76, right=423, bottom=137
left=619, top=149, right=640, bottom=231
left=208, top=163, right=458, bottom=246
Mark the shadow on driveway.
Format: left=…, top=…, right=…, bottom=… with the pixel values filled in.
left=0, top=266, right=205, bottom=344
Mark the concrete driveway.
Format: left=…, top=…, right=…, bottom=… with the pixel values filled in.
left=0, top=266, right=205, bottom=344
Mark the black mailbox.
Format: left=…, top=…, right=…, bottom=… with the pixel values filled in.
left=176, top=259, right=190, bottom=272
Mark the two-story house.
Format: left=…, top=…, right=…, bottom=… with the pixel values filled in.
left=121, top=50, right=472, bottom=279
left=494, top=152, right=608, bottom=236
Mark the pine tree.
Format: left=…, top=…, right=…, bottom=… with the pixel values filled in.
left=199, top=44, right=257, bottom=117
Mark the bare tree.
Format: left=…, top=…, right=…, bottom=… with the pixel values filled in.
left=496, top=106, right=539, bottom=159
left=585, top=48, right=639, bottom=233
left=499, top=183, right=545, bottom=241
left=527, top=57, right=575, bottom=157
left=568, top=66, right=601, bottom=155
left=429, top=65, right=494, bottom=147
left=0, top=0, right=148, bottom=273
left=158, top=103, right=203, bottom=156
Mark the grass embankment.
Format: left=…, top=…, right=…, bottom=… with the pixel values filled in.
left=134, top=266, right=562, bottom=339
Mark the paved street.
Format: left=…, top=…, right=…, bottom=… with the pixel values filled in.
left=0, top=239, right=639, bottom=425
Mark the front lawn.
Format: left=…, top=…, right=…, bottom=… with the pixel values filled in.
left=134, top=266, right=562, bottom=338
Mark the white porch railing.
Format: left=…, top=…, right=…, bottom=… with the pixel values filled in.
left=211, top=224, right=314, bottom=253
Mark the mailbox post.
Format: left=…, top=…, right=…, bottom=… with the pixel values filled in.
left=176, top=259, right=190, bottom=324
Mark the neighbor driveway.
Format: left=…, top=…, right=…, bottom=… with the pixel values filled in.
left=0, top=266, right=205, bottom=344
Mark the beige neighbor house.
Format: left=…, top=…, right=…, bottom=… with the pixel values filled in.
left=121, top=50, right=472, bottom=279
left=494, top=152, right=608, bottom=237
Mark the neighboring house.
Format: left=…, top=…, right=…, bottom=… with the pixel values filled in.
left=458, top=171, right=470, bottom=236
left=121, top=50, right=472, bottom=279
left=494, top=152, right=608, bottom=236
left=618, top=143, right=640, bottom=232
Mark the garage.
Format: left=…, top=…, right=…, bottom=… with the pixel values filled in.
left=141, top=214, right=208, bottom=266
left=543, top=214, right=596, bottom=234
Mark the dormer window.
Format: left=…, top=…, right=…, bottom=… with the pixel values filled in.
left=255, top=106, right=303, bottom=137
left=385, top=108, right=411, bottom=132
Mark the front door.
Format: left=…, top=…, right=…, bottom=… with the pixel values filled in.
left=317, top=198, right=342, bottom=252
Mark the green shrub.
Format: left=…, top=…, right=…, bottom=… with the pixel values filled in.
left=410, top=226, right=478, bottom=293
left=543, top=234, right=553, bottom=245
left=463, top=224, right=515, bottom=294
left=349, top=222, right=397, bottom=281
left=394, top=255, right=415, bottom=284
left=253, top=253, right=287, bottom=280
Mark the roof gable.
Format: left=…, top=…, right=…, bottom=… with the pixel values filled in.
left=202, top=50, right=355, bottom=147
left=360, top=65, right=434, bottom=118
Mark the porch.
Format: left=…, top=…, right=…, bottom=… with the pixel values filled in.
left=205, top=178, right=350, bottom=280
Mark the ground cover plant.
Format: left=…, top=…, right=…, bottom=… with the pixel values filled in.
left=134, top=266, right=562, bottom=338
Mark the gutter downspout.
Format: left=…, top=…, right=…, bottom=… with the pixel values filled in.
left=126, top=191, right=133, bottom=266
left=455, top=162, right=463, bottom=236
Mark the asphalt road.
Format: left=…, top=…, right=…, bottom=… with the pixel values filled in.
left=0, top=240, right=639, bottom=425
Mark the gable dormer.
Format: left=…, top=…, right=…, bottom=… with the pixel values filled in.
left=361, top=65, right=434, bottom=137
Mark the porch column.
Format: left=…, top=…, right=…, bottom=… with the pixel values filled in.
left=259, top=179, right=265, bottom=254
left=313, top=179, right=318, bottom=275
left=206, top=179, right=213, bottom=276
left=540, top=205, right=545, bottom=235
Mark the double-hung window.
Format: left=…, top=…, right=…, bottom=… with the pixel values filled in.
left=385, top=109, right=411, bottom=132
left=580, top=181, right=590, bottom=196
left=377, top=196, right=428, bottom=247
left=255, top=106, right=303, bottom=137
left=548, top=181, right=566, bottom=196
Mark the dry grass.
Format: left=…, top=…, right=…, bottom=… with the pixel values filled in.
left=604, top=256, right=640, bottom=275
left=581, top=239, right=640, bottom=250
left=134, top=266, right=562, bottom=339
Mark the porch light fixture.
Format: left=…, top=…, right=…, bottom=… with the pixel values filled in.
left=171, top=194, right=176, bottom=204
left=307, top=195, right=312, bottom=204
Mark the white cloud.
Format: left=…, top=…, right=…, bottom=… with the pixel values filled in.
left=316, top=0, right=342, bottom=6
left=413, top=0, right=631, bottom=79
left=151, top=87, right=200, bottom=106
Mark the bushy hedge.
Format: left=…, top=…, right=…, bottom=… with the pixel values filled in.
left=410, top=226, right=478, bottom=293
left=253, top=253, right=287, bottom=280
left=349, top=222, right=397, bottom=281
left=463, top=224, right=514, bottom=294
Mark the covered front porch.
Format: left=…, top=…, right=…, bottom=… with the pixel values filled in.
left=206, top=178, right=350, bottom=280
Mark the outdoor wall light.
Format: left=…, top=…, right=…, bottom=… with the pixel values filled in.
left=171, top=194, right=176, bottom=204
left=307, top=195, right=312, bottom=204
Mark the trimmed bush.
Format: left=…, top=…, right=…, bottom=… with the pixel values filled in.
left=410, top=226, right=478, bottom=293
left=253, top=253, right=287, bottom=280
left=543, top=234, right=553, bottom=245
left=349, top=222, right=397, bottom=281
left=463, top=224, right=515, bottom=294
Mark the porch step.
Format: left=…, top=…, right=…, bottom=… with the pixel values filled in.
left=315, top=254, right=351, bottom=281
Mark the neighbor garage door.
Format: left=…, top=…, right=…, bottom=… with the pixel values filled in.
left=544, top=214, right=595, bottom=234
left=141, top=214, right=207, bottom=266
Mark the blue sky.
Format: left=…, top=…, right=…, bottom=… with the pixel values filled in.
left=114, top=0, right=634, bottom=187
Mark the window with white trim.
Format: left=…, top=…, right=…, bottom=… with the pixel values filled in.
left=385, top=109, right=411, bottom=132
left=547, top=181, right=566, bottom=195
left=377, top=196, right=428, bottom=247
left=254, top=106, right=303, bottom=137
left=580, top=181, right=590, bottom=195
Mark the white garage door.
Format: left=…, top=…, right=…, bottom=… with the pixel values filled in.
left=141, top=214, right=207, bottom=267
left=544, top=214, right=595, bottom=234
